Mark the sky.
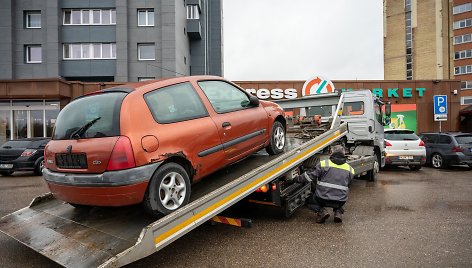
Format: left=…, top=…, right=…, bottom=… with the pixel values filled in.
left=222, top=0, right=384, bottom=81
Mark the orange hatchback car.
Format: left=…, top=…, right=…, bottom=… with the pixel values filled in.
left=43, top=76, right=286, bottom=216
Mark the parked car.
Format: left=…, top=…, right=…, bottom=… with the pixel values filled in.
left=384, top=129, right=426, bottom=170
left=0, top=138, right=50, bottom=176
left=43, top=76, right=287, bottom=216
left=419, top=132, right=472, bottom=169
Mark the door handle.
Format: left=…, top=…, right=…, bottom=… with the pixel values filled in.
left=222, top=122, right=231, bottom=127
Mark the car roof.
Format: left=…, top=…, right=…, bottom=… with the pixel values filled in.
left=384, top=129, right=415, bottom=132
left=109, top=75, right=222, bottom=92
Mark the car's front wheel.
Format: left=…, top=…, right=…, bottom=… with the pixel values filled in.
left=34, top=158, right=45, bottom=176
left=431, top=153, right=445, bottom=169
left=266, top=121, right=286, bottom=155
left=144, top=163, right=191, bottom=217
left=0, top=171, right=13, bottom=176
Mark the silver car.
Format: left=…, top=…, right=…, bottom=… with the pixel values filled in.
left=384, top=129, right=426, bottom=170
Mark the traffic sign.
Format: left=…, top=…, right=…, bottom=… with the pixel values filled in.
left=433, top=95, right=447, bottom=121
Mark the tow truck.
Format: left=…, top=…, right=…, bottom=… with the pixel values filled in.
left=0, top=90, right=388, bottom=267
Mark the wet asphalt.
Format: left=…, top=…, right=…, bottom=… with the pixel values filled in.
left=0, top=165, right=471, bottom=268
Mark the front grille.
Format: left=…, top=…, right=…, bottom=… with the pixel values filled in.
left=56, top=153, right=88, bottom=169
left=0, top=155, right=19, bottom=161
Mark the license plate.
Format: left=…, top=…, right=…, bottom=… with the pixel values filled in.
left=399, top=156, right=413, bottom=160
left=0, top=164, right=13, bottom=169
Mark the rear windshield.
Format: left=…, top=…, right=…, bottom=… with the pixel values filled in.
left=52, top=92, right=126, bottom=140
left=1, top=140, right=31, bottom=149
left=385, top=130, right=419, bottom=141
left=455, top=135, right=472, bottom=144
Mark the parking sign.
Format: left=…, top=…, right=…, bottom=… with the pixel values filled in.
left=433, top=95, right=447, bottom=121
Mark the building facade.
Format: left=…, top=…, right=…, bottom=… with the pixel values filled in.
left=384, top=0, right=472, bottom=108
left=0, top=0, right=223, bottom=82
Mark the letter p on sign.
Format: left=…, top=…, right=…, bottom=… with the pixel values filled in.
left=434, top=95, right=447, bottom=121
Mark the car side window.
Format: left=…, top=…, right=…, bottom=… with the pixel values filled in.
left=198, top=80, right=251, bottom=113
left=423, top=134, right=438, bottom=144
left=144, top=82, right=208, bottom=124
left=439, top=135, right=452, bottom=144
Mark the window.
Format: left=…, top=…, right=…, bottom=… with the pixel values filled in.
left=455, top=135, right=472, bottom=144
left=461, top=81, right=472, bottom=89
left=405, top=4, right=413, bottom=80
left=342, top=101, right=365, bottom=116
left=454, top=34, right=472, bottom=45
left=138, top=9, right=154, bottom=26
left=198, top=81, right=251, bottom=113
left=63, top=43, right=116, bottom=59
left=421, top=134, right=438, bottom=144
left=63, top=9, right=116, bottom=25
left=52, top=93, right=125, bottom=140
left=138, top=43, right=155, bottom=60
left=26, top=45, right=42, bottom=63
left=453, top=18, right=472, bottom=29
left=385, top=130, right=419, bottom=141
left=455, top=49, right=472, bottom=60
left=461, top=96, right=472, bottom=105
left=138, top=77, right=154, bottom=81
left=454, top=65, right=472, bottom=75
left=439, top=135, right=452, bottom=144
left=25, top=11, right=41, bottom=28
left=144, top=83, right=208, bottom=123
left=187, top=5, right=200, bottom=19
left=453, top=3, right=472, bottom=14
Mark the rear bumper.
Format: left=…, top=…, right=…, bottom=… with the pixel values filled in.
left=385, top=155, right=426, bottom=166
left=43, top=162, right=162, bottom=206
left=0, top=160, right=36, bottom=172
left=446, top=154, right=472, bottom=165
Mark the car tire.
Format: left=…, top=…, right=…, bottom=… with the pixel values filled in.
left=266, top=121, right=286, bottom=155
left=431, top=153, right=445, bottom=169
left=302, top=155, right=320, bottom=170
left=143, top=162, right=191, bottom=217
left=409, top=165, right=422, bottom=171
left=34, top=158, right=45, bottom=176
left=0, top=171, right=13, bottom=176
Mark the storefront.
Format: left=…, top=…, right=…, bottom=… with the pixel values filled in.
left=236, top=78, right=466, bottom=133
left=0, top=78, right=468, bottom=145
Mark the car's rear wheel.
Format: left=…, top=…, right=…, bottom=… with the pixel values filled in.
left=144, top=162, right=191, bottom=217
left=409, top=165, right=422, bottom=171
left=266, top=121, right=286, bottom=155
left=34, top=158, right=44, bottom=176
left=0, top=171, right=13, bottom=176
left=431, top=153, right=445, bottom=169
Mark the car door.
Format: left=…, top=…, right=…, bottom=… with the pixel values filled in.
left=438, top=134, right=453, bottom=158
left=421, top=134, right=438, bottom=161
left=197, top=80, right=269, bottom=161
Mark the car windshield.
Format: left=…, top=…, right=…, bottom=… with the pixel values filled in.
left=385, top=130, right=419, bottom=141
left=1, top=140, right=31, bottom=149
left=52, top=92, right=126, bottom=140
left=455, top=135, right=472, bottom=144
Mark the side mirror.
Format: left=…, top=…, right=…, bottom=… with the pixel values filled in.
left=249, top=95, right=260, bottom=107
left=384, top=117, right=391, bottom=126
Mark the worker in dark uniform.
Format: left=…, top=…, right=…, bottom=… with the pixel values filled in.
left=295, top=145, right=355, bottom=223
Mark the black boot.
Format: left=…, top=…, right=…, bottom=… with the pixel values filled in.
left=316, top=209, right=330, bottom=224
left=334, top=211, right=343, bottom=223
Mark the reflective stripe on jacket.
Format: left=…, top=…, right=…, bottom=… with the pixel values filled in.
left=308, top=159, right=355, bottom=202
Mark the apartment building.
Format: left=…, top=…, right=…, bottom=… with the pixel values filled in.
left=0, top=0, right=223, bottom=82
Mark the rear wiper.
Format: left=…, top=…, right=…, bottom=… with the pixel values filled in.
left=69, top=117, right=101, bottom=139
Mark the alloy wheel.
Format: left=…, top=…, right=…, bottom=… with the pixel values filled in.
left=432, top=154, right=443, bottom=168
left=274, top=126, right=285, bottom=150
left=159, top=171, right=186, bottom=210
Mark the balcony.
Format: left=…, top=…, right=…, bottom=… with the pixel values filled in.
left=187, top=19, right=202, bottom=40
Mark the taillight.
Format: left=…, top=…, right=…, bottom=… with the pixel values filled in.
left=107, top=136, right=136, bottom=171
left=255, top=184, right=269, bottom=193
left=452, top=146, right=462, bottom=153
left=21, top=149, right=37, bottom=157
left=385, top=140, right=392, bottom=147
left=419, top=140, right=425, bottom=147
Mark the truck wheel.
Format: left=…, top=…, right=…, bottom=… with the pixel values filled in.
left=431, top=153, right=445, bottom=169
left=34, top=158, right=45, bottom=176
left=303, top=155, right=320, bottom=170
left=144, top=163, right=191, bottom=217
left=266, top=121, right=286, bottom=155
